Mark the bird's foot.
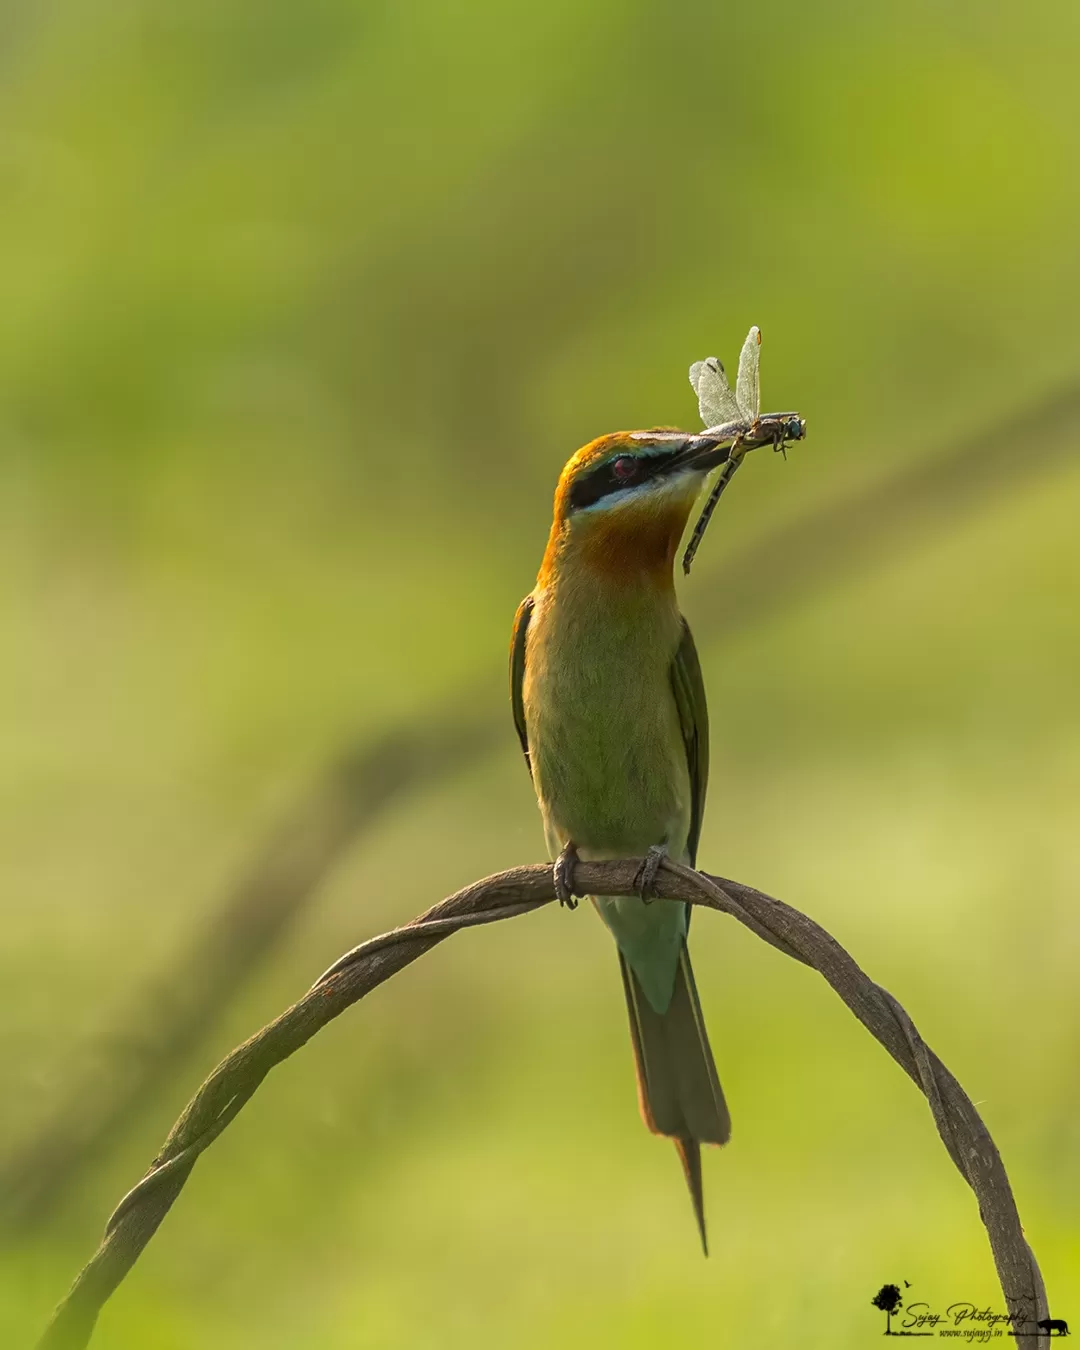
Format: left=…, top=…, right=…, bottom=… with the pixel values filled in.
left=634, top=844, right=668, bottom=903
left=553, top=841, right=580, bottom=910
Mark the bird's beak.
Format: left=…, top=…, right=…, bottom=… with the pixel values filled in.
left=668, top=434, right=731, bottom=475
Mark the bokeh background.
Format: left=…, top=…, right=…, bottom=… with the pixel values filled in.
left=1, top=1, right=1078, bottom=1346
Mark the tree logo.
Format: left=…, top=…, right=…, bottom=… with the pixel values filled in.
left=872, top=1284, right=904, bottom=1336
left=870, top=1283, right=931, bottom=1336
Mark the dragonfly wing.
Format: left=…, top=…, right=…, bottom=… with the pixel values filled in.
left=735, top=326, right=761, bottom=421
left=689, top=357, right=742, bottom=427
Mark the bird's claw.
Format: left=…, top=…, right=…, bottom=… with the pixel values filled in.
left=635, top=845, right=668, bottom=903
left=553, top=842, right=580, bottom=910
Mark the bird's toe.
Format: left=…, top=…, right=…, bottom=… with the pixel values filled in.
left=634, top=844, right=668, bottom=903
left=553, top=842, right=580, bottom=910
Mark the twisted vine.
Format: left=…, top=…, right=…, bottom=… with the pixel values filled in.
left=37, top=859, right=1052, bottom=1350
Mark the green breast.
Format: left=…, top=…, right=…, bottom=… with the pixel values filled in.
left=523, top=577, right=694, bottom=1011
left=523, top=577, right=691, bottom=857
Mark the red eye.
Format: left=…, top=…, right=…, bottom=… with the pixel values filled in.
left=612, top=456, right=639, bottom=482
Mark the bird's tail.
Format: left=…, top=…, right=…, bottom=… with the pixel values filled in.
left=619, top=942, right=730, bottom=1254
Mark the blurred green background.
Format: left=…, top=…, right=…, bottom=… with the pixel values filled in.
left=1, top=0, right=1078, bottom=1345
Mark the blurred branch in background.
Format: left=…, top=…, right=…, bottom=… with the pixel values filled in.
left=5, top=374, right=1080, bottom=1237
left=35, top=859, right=1052, bottom=1350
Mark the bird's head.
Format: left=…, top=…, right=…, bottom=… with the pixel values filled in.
left=539, top=429, right=729, bottom=589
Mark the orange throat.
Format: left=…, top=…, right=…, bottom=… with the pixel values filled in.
left=538, top=496, right=695, bottom=591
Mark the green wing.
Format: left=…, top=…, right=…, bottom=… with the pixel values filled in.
left=670, top=617, right=710, bottom=867
left=509, top=594, right=534, bottom=779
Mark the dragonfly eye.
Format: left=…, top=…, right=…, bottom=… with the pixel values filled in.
left=611, top=455, right=640, bottom=483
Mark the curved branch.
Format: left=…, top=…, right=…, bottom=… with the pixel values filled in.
left=36, top=860, right=1051, bottom=1350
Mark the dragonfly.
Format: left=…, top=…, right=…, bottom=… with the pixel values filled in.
left=682, top=325, right=806, bottom=574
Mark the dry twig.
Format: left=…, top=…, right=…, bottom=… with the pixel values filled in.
left=36, top=859, right=1051, bottom=1350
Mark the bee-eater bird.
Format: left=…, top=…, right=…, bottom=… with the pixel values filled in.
left=510, top=427, right=735, bottom=1252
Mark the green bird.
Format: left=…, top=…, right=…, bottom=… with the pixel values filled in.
left=510, top=426, right=735, bottom=1252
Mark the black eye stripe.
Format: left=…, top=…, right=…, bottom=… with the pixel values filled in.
left=567, top=450, right=676, bottom=513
